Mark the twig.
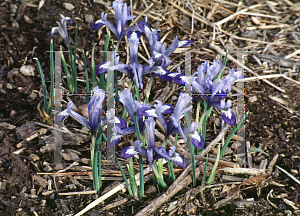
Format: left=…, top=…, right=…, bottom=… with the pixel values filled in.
left=169, top=1, right=212, bottom=26
left=214, top=4, right=263, bottom=27
left=129, top=3, right=154, bottom=28
left=275, top=165, right=300, bottom=186
left=246, top=24, right=288, bottom=31
left=58, top=191, right=97, bottom=196
left=210, top=44, right=286, bottom=93
left=32, top=121, right=74, bottom=135
left=218, top=167, right=265, bottom=175
left=246, top=141, right=252, bottom=168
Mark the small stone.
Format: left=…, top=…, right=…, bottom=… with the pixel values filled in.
left=31, top=189, right=36, bottom=195
left=26, top=194, right=38, bottom=199
left=215, top=117, right=221, bottom=127
left=40, top=200, right=46, bottom=207
left=167, top=201, right=178, bottom=212
left=248, top=96, right=257, bottom=103
left=0, top=131, right=4, bottom=140
left=53, top=163, right=65, bottom=171
left=20, top=186, right=27, bottom=194
left=20, top=65, right=35, bottom=76
left=10, top=109, right=17, bottom=118
left=85, top=14, right=94, bottom=24
left=65, top=184, right=76, bottom=190
left=12, top=21, right=19, bottom=28
left=63, top=3, right=75, bottom=11
left=24, top=15, right=34, bottom=24
left=34, top=174, right=47, bottom=188
left=0, top=181, right=7, bottom=191
left=180, top=18, right=191, bottom=29
left=16, top=121, right=36, bottom=140
left=7, top=68, right=19, bottom=78
left=43, top=164, right=53, bottom=172
left=171, top=95, right=177, bottom=101
left=42, top=190, right=54, bottom=196
left=62, top=149, right=80, bottom=161
left=185, top=202, right=197, bottom=215
left=6, top=83, right=14, bottom=90
left=0, top=122, right=16, bottom=130
left=29, top=154, right=40, bottom=162
left=79, top=158, right=90, bottom=164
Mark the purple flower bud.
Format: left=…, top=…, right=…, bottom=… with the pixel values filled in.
left=50, top=14, right=73, bottom=45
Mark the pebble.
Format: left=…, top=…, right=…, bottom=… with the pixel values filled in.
left=10, top=109, right=17, bottom=118
left=63, top=3, right=75, bottom=11
left=20, top=65, right=35, bottom=76
left=167, top=201, right=178, bottom=212
left=24, top=15, right=34, bottom=24
left=248, top=96, right=257, bottom=103
left=0, top=131, right=4, bottom=140
left=12, top=21, right=19, bottom=28
left=6, top=83, right=14, bottom=90
left=185, top=202, right=197, bottom=215
left=85, top=14, right=94, bottom=24
left=0, top=181, right=7, bottom=191
left=40, top=200, right=46, bottom=207
left=29, top=154, right=40, bottom=162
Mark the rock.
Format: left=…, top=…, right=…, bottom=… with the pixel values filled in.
left=85, top=14, right=94, bottom=24
left=40, top=200, right=46, bottom=207
left=167, top=200, right=178, bottom=212
left=6, top=83, right=14, bottom=90
left=20, top=65, right=35, bottom=76
left=0, top=181, right=7, bottom=191
left=248, top=96, right=257, bottom=103
left=62, top=149, right=80, bottom=161
left=180, top=18, right=190, bottom=29
left=24, top=15, right=34, bottom=24
left=185, top=202, right=197, bottom=215
left=0, top=122, right=16, bottom=130
left=33, top=175, right=47, bottom=188
left=0, top=131, right=4, bottom=140
left=12, top=21, right=19, bottom=28
left=7, top=68, right=19, bottom=78
left=29, top=154, right=40, bottom=162
left=16, top=122, right=36, bottom=141
left=10, top=109, right=17, bottom=118
left=42, top=190, right=54, bottom=196
left=63, top=3, right=75, bottom=11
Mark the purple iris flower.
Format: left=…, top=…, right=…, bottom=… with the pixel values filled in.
left=91, top=1, right=140, bottom=42
left=120, top=140, right=147, bottom=158
left=155, top=146, right=187, bottom=168
left=56, top=87, right=106, bottom=135
left=137, top=21, right=194, bottom=68
left=173, top=60, right=243, bottom=126
left=138, top=95, right=204, bottom=150
left=107, top=89, right=153, bottom=148
left=101, top=108, right=127, bottom=130
left=95, top=31, right=173, bottom=89
left=50, top=14, right=73, bottom=45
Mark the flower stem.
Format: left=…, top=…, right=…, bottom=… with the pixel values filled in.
left=152, top=164, right=168, bottom=190
left=128, top=157, right=138, bottom=197
left=145, top=74, right=155, bottom=104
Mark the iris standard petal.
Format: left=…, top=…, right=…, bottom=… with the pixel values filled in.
left=67, top=102, right=90, bottom=130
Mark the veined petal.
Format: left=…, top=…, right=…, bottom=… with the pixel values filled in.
left=221, top=108, right=236, bottom=126
left=178, top=39, right=194, bottom=47
left=171, top=152, right=187, bottom=168
left=155, top=147, right=171, bottom=161
left=165, top=36, right=179, bottom=57
left=95, top=62, right=109, bottom=75
left=55, top=109, right=69, bottom=122
left=91, top=19, right=106, bottom=31
left=117, top=89, right=135, bottom=119
left=138, top=107, right=158, bottom=117
left=137, top=21, right=153, bottom=37
left=190, top=131, right=205, bottom=149
left=120, top=146, right=137, bottom=158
